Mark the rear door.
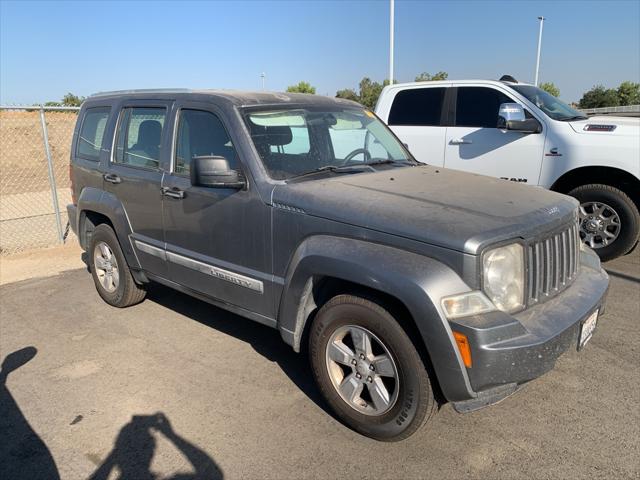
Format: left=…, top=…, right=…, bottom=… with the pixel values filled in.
left=384, top=85, right=449, bottom=165
left=103, top=101, right=172, bottom=277
left=444, top=86, right=545, bottom=184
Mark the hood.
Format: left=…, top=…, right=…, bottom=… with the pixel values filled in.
left=568, top=116, right=640, bottom=136
left=272, top=166, right=578, bottom=254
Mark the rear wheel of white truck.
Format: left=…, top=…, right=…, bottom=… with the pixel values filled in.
left=309, top=294, right=436, bottom=441
left=570, top=184, right=640, bottom=262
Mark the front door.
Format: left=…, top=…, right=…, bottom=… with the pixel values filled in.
left=444, top=86, right=545, bottom=186
left=161, top=103, right=274, bottom=319
left=104, top=102, right=172, bottom=277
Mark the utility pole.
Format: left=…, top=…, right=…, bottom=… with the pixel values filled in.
left=260, top=72, right=266, bottom=91
left=389, top=0, right=395, bottom=84
left=534, top=16, right=545, bottom=86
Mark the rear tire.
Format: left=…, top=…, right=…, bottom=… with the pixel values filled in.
left=569, top=184, right=640, bottom=262
left=309, top=294, right=436, bottom=441
left=89, top=224, right=146, bottom=307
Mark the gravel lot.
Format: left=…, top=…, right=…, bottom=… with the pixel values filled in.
left=0, top=246, right=638, bottom=479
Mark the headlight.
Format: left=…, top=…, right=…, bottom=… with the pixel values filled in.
left=483, top=243, right=524, bottom=313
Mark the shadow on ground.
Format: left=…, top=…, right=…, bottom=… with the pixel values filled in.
left=0, top=347, right=61, bottom=480
left=88, top=412, right=223, bottom=480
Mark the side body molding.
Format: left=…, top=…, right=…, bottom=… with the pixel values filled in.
left=277, top=235, right=476, bottom=402
left=76, top=187, right=140, bottom=269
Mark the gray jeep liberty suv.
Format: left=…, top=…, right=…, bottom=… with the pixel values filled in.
left=67, top=90, right=609, bottom=441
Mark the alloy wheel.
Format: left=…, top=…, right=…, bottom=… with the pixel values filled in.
left=325, top=325, right=399, bottom=416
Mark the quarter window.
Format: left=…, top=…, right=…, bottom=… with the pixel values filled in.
left=388, top=87, right=446, bottom=126
left=114, top=107, right=166, bottom=169
left=76, top=107, right=110, bottom=161
left=454, top=87, right=513, bottom=128
left=175, top=109, right=238, bottom=175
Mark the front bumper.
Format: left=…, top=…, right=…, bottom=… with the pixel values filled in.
left=449, top=247, right=608, bottom=401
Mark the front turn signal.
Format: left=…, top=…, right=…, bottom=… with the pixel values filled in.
left=453, top=331, right=472, bottom=368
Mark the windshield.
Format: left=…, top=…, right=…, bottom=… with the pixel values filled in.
left=511, top=85, right=586, bottom=121
left=242, top=107, right=414, bottom=180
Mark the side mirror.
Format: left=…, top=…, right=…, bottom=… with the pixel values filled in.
left=191, top=156, right=246, bottom=189
left=497, top=103, right=541, bottom=133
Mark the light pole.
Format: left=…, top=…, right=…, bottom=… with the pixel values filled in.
left=260, top=72, right=266, bottom=91
left=389, top=0, right=395, bottom=83
left=534, top=16, right=545, bottom=86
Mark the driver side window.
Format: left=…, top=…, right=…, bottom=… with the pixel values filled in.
left=175, top=109, right=238, bottom=176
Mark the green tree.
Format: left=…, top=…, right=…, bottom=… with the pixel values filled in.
left=286, top=81, right=316, bottom=94
left=335, top=77, right=396, bottom=108
left=617, top=81, right=640, bottom=106
left=357, top=77, right=385, bottom=109
left=335, top=88, right=359, bottom=101
left=61, top=92, right=84, bottom=107
left=414, top=71, right=448, bottom=82
left=579, top=85, right=621, bottom=109
left=539, top=82, right=560, bottom=98
left=44, top=101, right=62, bottom=107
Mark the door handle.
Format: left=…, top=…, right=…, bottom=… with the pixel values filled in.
left=103, top=173, right=122, bottom=184
left=450, top=139, right=473, bottom=145
left=161, top=187, right=185, bottom=199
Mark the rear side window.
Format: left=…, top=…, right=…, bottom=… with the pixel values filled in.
left=388, top=87, right=446, bottom=126
left=76, top=107, right=110, bottom=161
left=175, top=109, right=238, bottom=175
left=454, top=87, right=513, bottom=128
left=114, top=107, right=166, bottom=169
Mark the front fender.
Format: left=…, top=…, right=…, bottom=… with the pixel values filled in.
left=277, top=235, right=476, bottom=401
left=77, top=187, right=140, bottom=269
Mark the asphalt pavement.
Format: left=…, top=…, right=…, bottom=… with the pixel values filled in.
left=0, top=249, right=638, bottom=479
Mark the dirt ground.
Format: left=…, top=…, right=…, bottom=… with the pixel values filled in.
left=0, top=246, right=638, bottom=479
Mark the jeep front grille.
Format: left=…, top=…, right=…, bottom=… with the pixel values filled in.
left=526, top=222, right=580, bottom=305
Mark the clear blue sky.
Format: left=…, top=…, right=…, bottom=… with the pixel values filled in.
left=1, top=0, right=638, bottom=105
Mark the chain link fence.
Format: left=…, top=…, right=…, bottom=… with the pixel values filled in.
left=0, top=106, right=79, bottom=255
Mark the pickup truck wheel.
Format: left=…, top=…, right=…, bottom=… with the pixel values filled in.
left=89, top=224, right=146, bottom=307
left=569, top=184, right=640, bottom=262
left=309, top=294, right=436, bottom=441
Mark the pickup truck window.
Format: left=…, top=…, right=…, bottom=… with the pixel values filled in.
left=243, top=107, right=412, bottom=180
left=511, top=85, right=587, bottom=121
left=455, top=87, right=513, bottom=128
left=388, top=87, right=446, bottom=126
left=175, top=109, right=238, bottom=175
left=77, top=107, right=110, bottom=161
left=114, top=107, right=166, bottom=169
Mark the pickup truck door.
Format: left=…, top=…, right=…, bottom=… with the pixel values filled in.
left=444, top=86, right=545, bottom=185
left=161, top=102, right=274, bottom=319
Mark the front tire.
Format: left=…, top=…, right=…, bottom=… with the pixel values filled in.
left=309, top=295, right=436, bottom=441
left=89, top=224, right=146, bottom=307
left=569, top=184, right=640, bottom=262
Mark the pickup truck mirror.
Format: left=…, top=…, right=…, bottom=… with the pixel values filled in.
left=497, top=103, right=541, bottom=134
left=191, top=156, right=246, bottom=189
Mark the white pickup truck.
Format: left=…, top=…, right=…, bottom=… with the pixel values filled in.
left=375, top=76, right=640, bottom=261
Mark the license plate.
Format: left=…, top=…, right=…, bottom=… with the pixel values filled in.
left=579, top=309, right=598, bottom=350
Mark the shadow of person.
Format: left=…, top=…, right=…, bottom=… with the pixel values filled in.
left=89, top=412, right=223, bottom=480
left=0, top=346, right=60, bottom=480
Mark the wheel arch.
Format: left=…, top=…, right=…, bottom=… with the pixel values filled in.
left=276, top=235, right=476, bottom=402
left=550, top=166, right=640, bottom=207
left=77, top=187, right=140, bottom=270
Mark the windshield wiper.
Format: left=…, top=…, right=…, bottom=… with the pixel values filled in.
left=286, top=164, right=374, bottom=181
left=363, top=159, right=417, bottom=167
left=561, top=115, right=588, bottom=121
